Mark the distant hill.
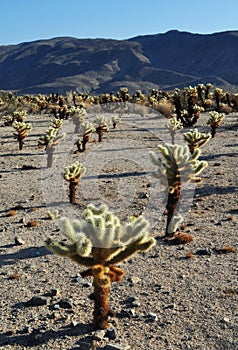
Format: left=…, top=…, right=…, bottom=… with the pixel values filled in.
left=0, top=30, right=238, bottom=94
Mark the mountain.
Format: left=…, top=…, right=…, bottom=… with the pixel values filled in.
left=0, top=30, right=238, bottom=94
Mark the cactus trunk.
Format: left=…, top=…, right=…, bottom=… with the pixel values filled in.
left=19, top=137, right=24, bottom=150
left=211, top=127, right=216, bottom=138
left=93, top=280, right=109, bottom=329
left=97, top=128, right=103, bottom=142
left=69, top=180, right=78, bottom=204
left=165, top=187, right=180, bottom=237
left=82, top=134, right=89, bottom=151
left=46, top=146, right=54, bottom=167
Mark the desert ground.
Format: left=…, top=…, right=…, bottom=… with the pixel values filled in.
left=0, top=109, right=237, bottom=350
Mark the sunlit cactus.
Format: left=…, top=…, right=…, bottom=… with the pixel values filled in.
left=207, top=111, right=225, bottom=138
left=38, top=127, right=65, bottom=167
left=214, top=88, right=224, bottom=112
left=51, top=118, right=63, bottom=129
left=63, top=161, right=86, bottom=204
left=94, top=115, right=109, bottom=142
left=75, top=121, right=95, bottom=152
left=12, top=121, right=32, bottom=150
left=12, top=110, right=27, bottom=122
left=150, top=143, right=208, bottom=237
left=183, top=128, right=211, bottom=154
left=167, top=116, right=183, bottom=144
left=45, top=203, right=155, bottom=329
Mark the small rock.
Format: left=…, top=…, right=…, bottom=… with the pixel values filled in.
left=59, top=299, right=73, bottom=309
left=26, top=296, right=50, bottom=307
left=105, top=328, right=117, bottom=340
left=50, top=288, right=60, bottom=297
left=93, top=329, right=107, bottom=340
left=147, top=313, right=158, bottom=321
left=131, top=301, right=140, bottom=307
left=71, top=320, right=78, bottom=327
left=52, top=304, right=60, bottom=310
left=79, top=342, right=91, bottom=350
left=126, top=296, right=138, bottom=303
left=128, top=276, right=141, bottom=285
left=223, top=317, right=229, bottom=323
left=105, top=343, right=130, bottom=350
left=14, top=236, right=25, bottom=245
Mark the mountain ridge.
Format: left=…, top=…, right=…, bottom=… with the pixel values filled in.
left=0, top=30, right=238, bottom=94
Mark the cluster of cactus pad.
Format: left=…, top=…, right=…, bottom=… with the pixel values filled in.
left=45, top=204, right=155, bottom=329
left=12, top=121, right=32, bottom=150
left=63, top=161, right=86, bottom=204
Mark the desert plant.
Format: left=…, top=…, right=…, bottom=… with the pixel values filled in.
left=183, top=128, right=211, bottom=154
left=207, top=111, right=225, bottom=138
left=150, top=143, right=207, bottom=237
left=71, top=106, right=87, bottom=133
left=75, top=121, right=95, bottom=152
left=38, top=127, right=65, bottom=167
left=45, top=203, right=155, bottom=329
left=12, top=121, right=32, bottom=150
left=167, top=116, right=183, bottom=144
left=12, top=110, right=27, bottom=122
left=111, top=115, right=121, bottom=129
left=94, top=115, right=109, bottom=142
left=51, top=118, right=63, bottom=129
left=63, top=161, right=86, bottom=204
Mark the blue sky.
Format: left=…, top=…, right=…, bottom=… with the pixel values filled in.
left=1, top=0, right=237, bottom=45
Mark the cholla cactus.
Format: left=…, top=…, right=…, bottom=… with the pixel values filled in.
left=150, top=143, right=207, bottom=237
left=51, top=118, right=63, bottom=129
left=12, top=110, right=27, bottom=122
left=111, top=115, right=121, bottom=129
left=45, top=203, right=155, bottom=329
left=167, top=116, right=183, bottom=144
left=94, top=115, right=110, bottom=142
left=183, top=128, right=211, bottom=154
left=38, top=127, right=65, bottom=167
left=207, top=111, right=224, bottom=138
left=63, top=161, right=86, bottom=204
left=12, top=121, right=32, bottom=150
left=75, top=121, right=95, bottom=152
left=71, top=106, right=87, bottom=133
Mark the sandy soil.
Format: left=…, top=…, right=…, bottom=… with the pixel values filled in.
left=0, top=109, right=238, bottom=350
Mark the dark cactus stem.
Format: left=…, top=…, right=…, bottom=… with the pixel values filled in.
left=93, top=281, right=109, bottom=329
left=215, top=92, right=221, bottom=112
left=97, top=128, right=103, bottom=142
left=211, top=127, right=216, bottom=138
left=18, top=136, right=24, bottom=150
left=82, top=134, right=90, bottom=151
left=165, top=187, right=181, bottom=237
left=171, top=130, right=175, bottom=144
left=69, top=180, right=78, bottom=204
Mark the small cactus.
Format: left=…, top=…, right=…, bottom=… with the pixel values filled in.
left=94, top=115, right=109, bottom=142
left=167, top=116, right=183, bottom=144
left=183, top=128, right=211, bottom=154
left=150, top=143, right=207, bottom=237
left=207, top=111, right=224, bottom=138
left=45, top=203, right=155, bottom=329
left=75, top=121, right=95, bottom=152
left=51, top=118, right=63, bottom=129
left=63, top=161, right=86, bottom=204
left=12, top=121, right=32, bottom=150
left=38, top=127, right=65, bottom=167
left=111, top=115, right=121, bottom=129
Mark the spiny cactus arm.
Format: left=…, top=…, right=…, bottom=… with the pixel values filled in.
left=63, top=161, right=86, bottom=181
left=79, top=121, right=95, bottom=135
left=107, top=236, right=155, bottom=265
left=45, top=238, right=94, bottom=266
left=167, top=116, right=183, bottom=131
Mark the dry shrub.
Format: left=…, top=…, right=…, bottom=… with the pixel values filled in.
left=166, top=232, right=194, bottom=245
left=156, top=98, right=174, bottom=118
left=216, top=246, right=236, bottom=254
left=7, top=210, right=17, bottom=217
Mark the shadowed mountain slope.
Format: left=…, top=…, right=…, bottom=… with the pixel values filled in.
left=0, top=30, right=238, bottom=94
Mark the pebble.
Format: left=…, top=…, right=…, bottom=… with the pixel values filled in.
left=105, top=328, right=117, bottom=340
left=14, top=236, right=25, bottom=245
left=127, top=276, right=141, bottom=285
left=131, top=301, right=140, bottom=307
left=147, top=312, right=158, bottom=321
left=93, top=329, right=107, bottom=340
left=59, top=299, right=73, bottom=309
left=126, top=296, right=138, bottom=303
left=223, top=317, right=229, bottom=323
left=26, top=296, right=50, bottom=307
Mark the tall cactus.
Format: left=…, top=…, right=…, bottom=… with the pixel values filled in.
left=183, top=128, right=211, bottom=154
left=75, top=121, right=95, bottom=152
left=207, top=111, right=224, bottom=138
left=150, top=143, right=207, bottom=237
left=63, top=161, right=86, bottom=204
left=12, top=121, right=32, bottom=150
left=45, top=204, right=155, bottom=329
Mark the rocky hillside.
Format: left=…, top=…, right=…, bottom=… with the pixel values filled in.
left=0, top=30, right=238, bottom=94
